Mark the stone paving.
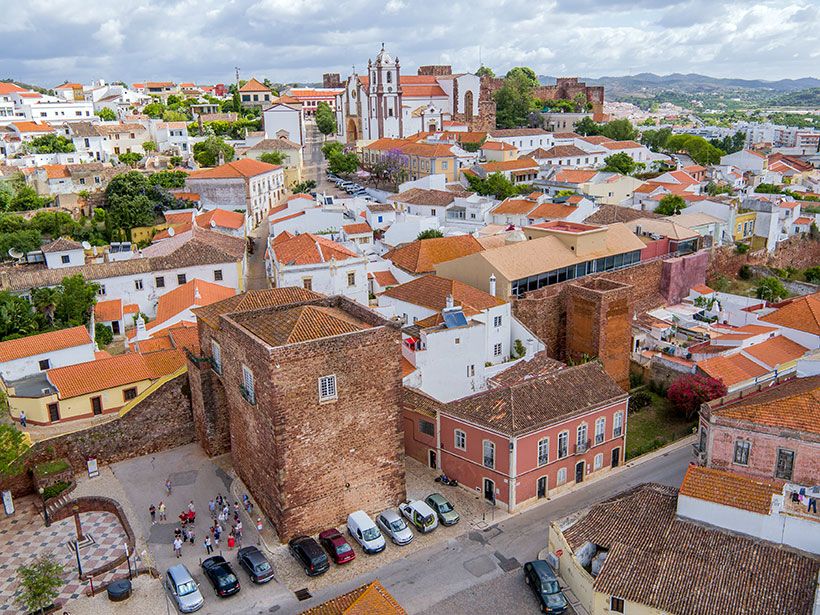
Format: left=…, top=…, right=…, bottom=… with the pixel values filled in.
left=0, top=497, right=129, bottom=614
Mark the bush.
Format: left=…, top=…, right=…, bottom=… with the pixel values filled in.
left=630, top=390, right=652, bottom=412
left=738, top=264, right=752, bottom=280
left=667, top=374, right=727, bottom=419
left=805, top=266, right=820, bottom=284
left=95, top=324, right=113, bottom=347
left=734, top=242, right=749, bottom=254
left=629, top=372, right=644, bottom=389
left=417, top=229, right=444, bottom=240
left=41, top=481, right=70, bottom=500
left=755, top=277, right=788, bottom=302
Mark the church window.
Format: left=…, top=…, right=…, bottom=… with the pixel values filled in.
left=387, top=72, right=392, bottom=83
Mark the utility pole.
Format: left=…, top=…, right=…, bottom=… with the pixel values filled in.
left=234, top=66, right=241, bottom=88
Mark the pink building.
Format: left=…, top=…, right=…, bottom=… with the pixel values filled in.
left=697, top=375, right=820, bottom=484
left=403, top=356, right=628, bottom=510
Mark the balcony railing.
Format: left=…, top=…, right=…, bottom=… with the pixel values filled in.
left=574, top=439, right=590, bottom=454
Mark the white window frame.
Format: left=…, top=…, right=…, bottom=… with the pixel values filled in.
left=493, top=315, right=502, bottom=327
left=134, top=279, right=143, bottom=291
left=733, top=440, right=751, bottom=466
left=594, top=453, right=603, bottom=471
left=613, top=412, right=623, bottom=438
left=595, top=417, right=606, bottom=445
left=557, top=431, right=569, bottom=459
left=493, top=342, right=502, bottom=356
left=454, top=429, right=466, bottom=451
left=537, top=438, right=549, bottom=466
left=211, top=340, right=222, bottom=374
left=467, top=364, right=475, bottom=377
left=482, top=440, right=495, bottom=469
left=577, top=424, right=588, bottom=450
left=557, top=467, right=567, bottom=485
left=318, top=374, right=337, bottom=402
left=241, top=365, right=255, bottom=404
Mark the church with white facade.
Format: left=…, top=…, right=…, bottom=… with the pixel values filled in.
left=333, top=45, right=484, bottom=143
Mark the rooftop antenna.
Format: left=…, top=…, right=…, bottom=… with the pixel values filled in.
left=234, top=66, right=241, bottom=88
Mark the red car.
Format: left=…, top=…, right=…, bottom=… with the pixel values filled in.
left=318, top=528, right=356, bottom=564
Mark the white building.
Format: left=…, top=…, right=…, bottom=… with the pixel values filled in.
left=720, top=149, right=767, bottom=173
left=267, top=231, right=368, bottom=304
left=186, top=158, right=285, bottom=227
left=485, top=128, right=554, bottom=155
left=334, top=45, right=481, bottom=142
left=0, top=326, right=95, bottom=383
left=377, top=274, right=544, bottom=402
left=262, top=101, right=305, bottom=145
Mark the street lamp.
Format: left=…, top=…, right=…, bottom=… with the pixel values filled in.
left=38, top=487, right=49, bottom=526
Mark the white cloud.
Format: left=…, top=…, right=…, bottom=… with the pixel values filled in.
left=0, top=0, right=816, bottom=85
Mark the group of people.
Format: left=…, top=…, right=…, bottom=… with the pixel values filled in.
left=158, top=487, right=255, bottom=558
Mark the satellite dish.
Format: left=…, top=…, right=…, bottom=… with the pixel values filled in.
left=167, top=227, right=175, bottom=237
left=210, top=220, right=217, bottom=228
left=8, top=248, right=23, bottom=260
left=81, top=241, right=92, bottom=250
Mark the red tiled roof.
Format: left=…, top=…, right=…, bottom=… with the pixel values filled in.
left=0, top=326, right=91, bottom=363
left=384, top=235, right=484, bottom=274
left=0, top=82, right=28, bottom=95
left=492, top=198, right=537, bottom=216
left=698, top=353, right=769, bottom=386
left=239, top=78, right=269, bottom=92
left=742, top=335, right=808, bottom=367
left=195, top=209, right=245, bottom=230
left=94, top=299, right=123, bottom=322
left=151, top=278, right=236, bottom=329
left=679, top=465, right=781, bottom=515
left=188, top=158, right=280, bottom=179
left=382, top=274, right=504, bottom=314
left=691, top=284, right=714, bottom=294
left=343, top=223, right=372, bottom=235
left=759, top=292, right=820, bottom=335
left=600, top=140, right=642, bottom=150
left=480, top=157, right=539, bottom=172
left=11, top=121, right=54, bottom=133
left=368, top=270, right=399, bottom=288
left=271, top=232, right=358, bottom=266
left=554, top=169, right=598, bottom=183
left=528, top=201, right=577, bottom=220
left=482, top=141, right=517, bottom=151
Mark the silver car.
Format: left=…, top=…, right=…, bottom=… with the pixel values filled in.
left=165, top=564, right=204, bottom=613
left=376, top=509, right=414, bottom=546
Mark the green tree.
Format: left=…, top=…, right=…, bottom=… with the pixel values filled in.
left=0, top=291, right=39, bottom=340
left=118, top=152, right=142, bottom=167
left=147, top=170, right=187, bottom=189
left=193, top=136, right=234, bottom=167
left=29, top=211, right=79, bottom=238
left=666, top=134, right=723, bottom=165
left=95, top=323, right=114, bottom=347
left=494, top=67, right=538, bottom=129
left=601, top=152, right=637, bottom=175
left=0, top=424, right=29, bottom=475
left=108, top=195, right=155, bottom=239
left=655, top=194, right=686, bottom=216
left=466, top=172, right=521, bottom=200
left=417, top=229, right=444, bottom=240
left=291, top=180, right=317, bottom=194
left=8, top=182, right=52, bottom=211
left=162, top=110, right=189, bottom=122
left=259, top=151, right=286, bottom=165
left=315, top=101, right=337, bottom=137
left=142, top=101, right=166, bottom=118
left=600, top=119, right=638, bottom=141
left=169, top=155, right=183, bottom=167
left=0, top=229, right=42, bottom=256
left=805, top=266, right=820, bottom=284
left=31, top=287, right=61, bottom=327
left=95, top=107, right=117, bottom=121
left=641, top=128, right=672, bottom=151
left=15, top=555, right=65, bottom=615
left=574, top=117, right=602, bottom=136
left=142, top=141, right=158, bottom=155
left=327, top=151, right=359, bottom=175
left=321, top=140, right=344, bottom=160
left=26, top=134, right=75, bottom=154
left=53, top=275, right=99, bottom=326
left=755, top=277, right=788, bottom=302
left=475, top=66, right=495, bottom=78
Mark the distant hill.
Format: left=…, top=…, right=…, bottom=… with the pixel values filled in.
left=537, top=73, right=820, bottom=94
left=770, top=88, right=820, bottom=107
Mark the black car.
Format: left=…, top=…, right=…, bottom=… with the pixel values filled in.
left=237, top=546, right=274, bottom=584
left=201, top=556, right=240, bottom=598
left=523, top=560, right=568, bottom=614
left=288, top=536, right=330, bottom=576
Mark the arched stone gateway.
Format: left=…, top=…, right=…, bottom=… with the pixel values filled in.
left=347, top=118, right=359, bottom=143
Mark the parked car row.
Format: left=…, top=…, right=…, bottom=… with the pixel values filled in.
left=289, top=492, right=460, bottom=577
left=164, top=545, right=274, bottom=612
left=326, top=171, right=372, bottom=198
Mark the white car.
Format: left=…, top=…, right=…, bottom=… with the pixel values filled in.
left=398, top=500, right=438, bottom=534
left=346, top=510, right=386, bottom=554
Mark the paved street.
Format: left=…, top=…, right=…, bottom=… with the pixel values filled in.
left=287, top=441, right=692, bottom=614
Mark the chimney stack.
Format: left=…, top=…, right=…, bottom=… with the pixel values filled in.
left=218, top=150, right=225, bottom=166
left=489, top=273, right=497, bottom=296
left=445, top=293, right=454, bottom=309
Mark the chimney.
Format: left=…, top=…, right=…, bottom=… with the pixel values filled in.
left=135, top=315, right=146, bottom=337
left=445, top=293, right=454, bottom=309
left=489, top=273, right=497, bottom=296
left=218, top=150, right=225, bottom=166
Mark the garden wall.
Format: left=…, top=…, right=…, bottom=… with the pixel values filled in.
left=708, top=235, right=820, bottom=281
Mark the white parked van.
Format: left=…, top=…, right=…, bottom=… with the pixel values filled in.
left=346, top=510, right=386, bottom=554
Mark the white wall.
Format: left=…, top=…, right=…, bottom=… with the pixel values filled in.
left=274, top=258, right=368, bottom=305
left=1, top=343, right=96, bottom=382
left=44, top=249, right=85, bottom=269
left=263, top=106, right=304, bottom=144
left=269, top=210, right=346, bottom=237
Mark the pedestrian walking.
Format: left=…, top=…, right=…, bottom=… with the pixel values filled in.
left=233, top=502, right=240, bottom=517
left=174, top=527, right=182, bottom=540
left=227, top=532, right=235, bottom=550
left=204, top=535, right=213, bottom=555
left=208, top=499, right=216, bottom=518
left=149, top=504, right=156, bottom=524
left=213, top=526, right=221, bottom=547
left=173, top=537, right=183, bottom=558
left=235, top=520, right=242, bottom=539
left=256, top=517, right=263, bottom=546
left=158, top=501, right=166, bottom=522
left=188, top=500, right=195, bottom=514
left=809, top=497, right=817, bottom=514
left=19, top=411, right=26, bottom=428
left=189, top=527, right=195, bottom=545
left=165, top=479, right=172, bottom=495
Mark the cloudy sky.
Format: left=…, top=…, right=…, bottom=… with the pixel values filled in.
left=2, top=0, right=818, bottom=87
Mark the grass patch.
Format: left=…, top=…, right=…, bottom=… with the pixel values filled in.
left=626, top=393, right=696, bottom=460
left=34, top=459, right=70, bottom=477
left=42, top=481, right=70, bottom=500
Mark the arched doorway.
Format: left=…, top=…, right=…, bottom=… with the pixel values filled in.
left=464, top=91, right=474, bottom=120
left=346, top=118, right=359, bottom=143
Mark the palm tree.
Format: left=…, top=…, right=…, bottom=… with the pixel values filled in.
left=31, top=287, right=61, bottom=327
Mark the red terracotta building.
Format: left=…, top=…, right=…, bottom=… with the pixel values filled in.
left=403, top=355, right=628, bottom=510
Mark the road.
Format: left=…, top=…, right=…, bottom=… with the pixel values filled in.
left=280, top=442, right=692, bottom=614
